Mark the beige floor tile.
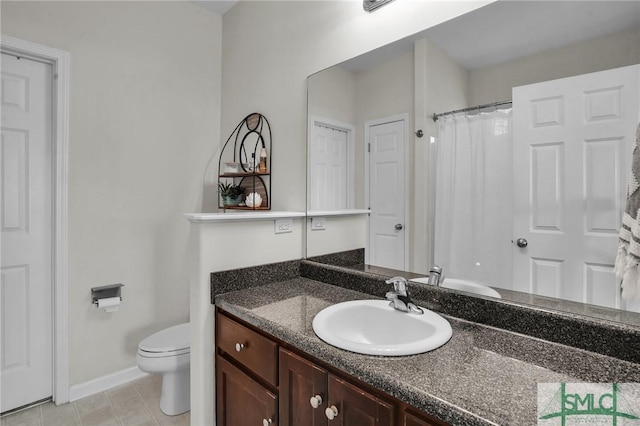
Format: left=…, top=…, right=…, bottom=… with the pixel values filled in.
left=133, top=375, right=161, bottom=390
left=143, top=401, right=190, bottom=426
left=155, top=412, right=189, bottom=426
left=132, top=377, right=161, bottom=403
left=116, top=409, right=157, bottom=426
left=107, top=389, right=143, bottom=413
left=143, top=401, right=165, bottom=424
left=108, top=393, right=156, bottom=426
left=78, top=404, right=119, bottom=426
left=1, top=409, right=42, bottom=426
left=0, top=373, right=182, bottom=426
left=41, top=402, right=80, bottom=426
left=106, top=384, right=138, bottom=405
left=75, top=393, right=110, bottom=416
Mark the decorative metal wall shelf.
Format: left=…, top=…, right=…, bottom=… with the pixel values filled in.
left=218, top=172, right=271, bottom=178
left=218, top=113, right=272, bottom=211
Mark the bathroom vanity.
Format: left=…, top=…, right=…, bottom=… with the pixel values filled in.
left=216, top=308, right=440, bottom=426
left=212, top=262, right=640, bottom=425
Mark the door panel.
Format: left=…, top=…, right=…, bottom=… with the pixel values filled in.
left=1, top=52, right=53, bottom=412
left=401, top=409, right=445, bottom=426
left=216, top=356, right=277, bottom=426
left=279, top=348, right=327, bottom=426
left=530, top=142, right=563, bottom=232
left=310, top=122, right=349, bottom=210
left=513, top=64, right=640, bottom=311
left=367, top=118, right=406, bottom=270
left=327, top=374, right=394, bottom=426
left=584, top=138, right=623, bottom=233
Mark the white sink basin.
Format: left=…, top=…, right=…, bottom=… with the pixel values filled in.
left=312, top=300, right=452, bottom=356
left=410, top=277, right=502, bottom=299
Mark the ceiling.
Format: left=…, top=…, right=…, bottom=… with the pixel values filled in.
left=429, top=0, right=640, bottom=70
left=341, top=0, right=640, bottom=72
left=191, top=1, right=639, bottom=70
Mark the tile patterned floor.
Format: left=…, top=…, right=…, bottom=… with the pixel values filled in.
left=0, top=375, right=190, bottom=426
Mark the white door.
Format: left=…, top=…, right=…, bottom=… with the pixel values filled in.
left=309, top=121, right=351, bottom=210
left=367, top=117, right=407, bottom=270
left=1, top=53, right=53, bottom=412
left=513, top=65, right=640, bottom=311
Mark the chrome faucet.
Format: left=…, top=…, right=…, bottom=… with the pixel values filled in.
left=427, top=265, right=443, bottom=286
left=385, top=276, right=423, bottom=314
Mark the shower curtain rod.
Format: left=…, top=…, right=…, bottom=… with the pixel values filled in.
left=433, top=99, right=512, bottom=121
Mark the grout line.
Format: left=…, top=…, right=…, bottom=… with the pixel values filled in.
left=103, top=390, right=124, bottom=426
left=71, top=400, right=82, bottom=426
left=132, top=379, right=160, bottom=426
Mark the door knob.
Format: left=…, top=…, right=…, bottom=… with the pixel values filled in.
left=310, top=395, right=323, bottom=408
left=325, top=405, right=339, bottom=420
left=395, top=224, right=403, bottom=230
left=262, top=419, right=273, bottom=426
left=516, top=238, right=528, bottom=248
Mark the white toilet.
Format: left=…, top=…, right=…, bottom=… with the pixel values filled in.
left=136, top=322, right=190, bottom=416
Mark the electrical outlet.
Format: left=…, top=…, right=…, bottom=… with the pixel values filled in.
left=275, top=218, right=293, bottom=234
left=311, top=217, right=326, bottom=230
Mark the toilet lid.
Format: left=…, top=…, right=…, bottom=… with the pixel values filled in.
left=139, top=322, right=190, bottom=353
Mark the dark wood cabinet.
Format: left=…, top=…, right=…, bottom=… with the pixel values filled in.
left=279, top=348, right=328, bottom=426
left=327, top=374, right=394, bottom=426
left=216, top=311, right=278, bottom=387
left=401, top=410, right=444, bottom=426
left=216, top=355, right=277, bottom=426
left=216, top=309, right=449, bottom=426
left=279, top=349, right=394, bottom=426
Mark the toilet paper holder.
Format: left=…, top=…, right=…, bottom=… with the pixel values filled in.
left=91, top=283, right=124, bottom=306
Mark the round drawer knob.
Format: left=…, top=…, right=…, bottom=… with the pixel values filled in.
left=309, top=395, right=323, bottom=409
left=325, top=405, right=338, bottom=420
left=262, top=419, right=273, bottom=426
left=235, top=343, right=245, bottom=352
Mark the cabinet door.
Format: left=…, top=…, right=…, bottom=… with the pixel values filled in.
left=401, top=410, right=445, bottom=426
left=279, top=349, right=328, bottom=426
left=216, top=355, right=277, bottom=426
left=326, top=374, right=394, bottom=426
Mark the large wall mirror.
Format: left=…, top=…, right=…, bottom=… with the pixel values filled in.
left=306, top=0, right=640, bottom=326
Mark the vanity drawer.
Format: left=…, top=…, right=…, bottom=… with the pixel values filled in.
left=216, top=312, right=278, bottom=387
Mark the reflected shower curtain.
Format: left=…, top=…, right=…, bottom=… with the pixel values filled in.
left=433, top=109, right=513, bottom=289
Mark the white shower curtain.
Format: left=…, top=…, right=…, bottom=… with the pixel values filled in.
left=433, top=109, right=513, bottom=289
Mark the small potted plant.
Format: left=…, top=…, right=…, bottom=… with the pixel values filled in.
left=218, top=181, right=244, bottom=207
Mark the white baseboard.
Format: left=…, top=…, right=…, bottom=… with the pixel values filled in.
left=69, top=366, right=149, bottom=402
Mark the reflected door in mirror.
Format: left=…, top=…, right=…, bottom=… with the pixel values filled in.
left=367, top=117, right=407, bottom=270
left=513, top=64, right=640, bottom=312
left=309, top=120, right=353, bottom=210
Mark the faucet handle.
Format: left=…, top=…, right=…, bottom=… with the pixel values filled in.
left=429, top=265, right=442, bottom=275
left=385, top=276, right=408, bottom=294
left=427, top=265, right=443, bottom=286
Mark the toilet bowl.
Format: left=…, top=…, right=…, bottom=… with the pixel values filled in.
left=137, top=322, right=190, bottom=416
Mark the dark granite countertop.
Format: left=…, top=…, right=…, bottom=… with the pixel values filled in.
left=215, top=278, right=640, bottom=426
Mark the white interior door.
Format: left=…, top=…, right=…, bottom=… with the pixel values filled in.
left=513, top=65, right=640, bottom=311
left=1, top=53, right=53, bottom=412
left=309, top=121, right=351, bottom=210
left=367, top=117, right=407, bottom=270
